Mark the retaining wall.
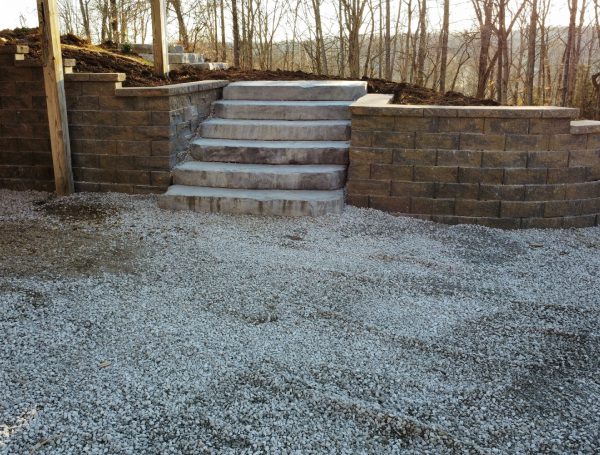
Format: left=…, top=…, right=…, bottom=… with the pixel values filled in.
left=0, top=44, right=227, bottom=193
left=347, top=94, right=600, bottom=228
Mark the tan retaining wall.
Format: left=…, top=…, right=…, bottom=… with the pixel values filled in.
left=0, top=44, right=228, bottom=193
left=348, top=94, right=600, bottom=229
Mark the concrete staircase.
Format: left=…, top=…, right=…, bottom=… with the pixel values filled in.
left=159, top=81, right=367, bottom=216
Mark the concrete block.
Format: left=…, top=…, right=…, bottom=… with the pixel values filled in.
left=216, top=100, right=352, bottom=120
left=481, top=150, right=527, bottom=168
left=223, top=81, right=367, bottom=101
left=415, top=133, right=459, bottom=150
left=393, top=149, right=437, bottom=165
left=455, top=200, right=500, bottom=217
left=479, top=184, right=525, bottom=201
left=346, top=179, right=390, bottom=195
left=436, top=150, right=482, bottom=166
left=190, top=139, right=349, bottom=165
left=370, top=164, right=413, bottom=181
left=201, top=119, right=350, bottom=141
left=369, top=196, right=411, bottom=213
left=460, top=133, right=505, bottom=151
left=503, top=168, right=547, bottom=185
left=349, top=148, right=393, bottom=164
left=527, top=151, right=569, bottom=168
left=505, top=134, right=550, bottom=151
left=524, top=184, right=567, bottom=201
left=414, top=166, right=458, bottom=183
left=391, top=181, right=436, bottom=197
left=173, top=162, right=346, bottom=190
left=458, top=167, right=504, bottom=184
left=435, top=182, right=479, bottom=199
left=484, top=118, right=529, bottom=134
left=159, top=185, right=345, bottom=216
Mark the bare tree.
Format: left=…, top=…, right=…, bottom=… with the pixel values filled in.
left=525, top=0, right=538, bottom=104
left=438, top=0, right=449, bottom=92
left=415, top=0, right=427, bottom=86
left=562, top=0, right=579, bottom=105
left=340, top=0, right=369, bottom=78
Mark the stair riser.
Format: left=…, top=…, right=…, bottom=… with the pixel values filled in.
left=159, top=194, right=344, bottom=216
left=173, top=168, right=346, bottom=190
left=223, top=85, right=365, bottom=101
left=190, top=145, right=348, bottom=165
left=214, top=103, right=351, bottom=120
left=201, top=123, right=350, bottom=141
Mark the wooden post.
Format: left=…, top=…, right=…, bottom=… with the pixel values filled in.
left=151, top=0, right=169, bottom=76
left=37, top=0, right=74, bottom=196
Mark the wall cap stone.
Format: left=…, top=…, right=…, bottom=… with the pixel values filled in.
left=350, top=94, right=580, bottom=119
left=115, top=80, right=229, bottom=97
left=65, top=72, right=126, bottom=82
left=571, top=120, right=600, bottom=135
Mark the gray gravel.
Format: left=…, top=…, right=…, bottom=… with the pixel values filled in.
left=1, top=189, right=599, bottom=454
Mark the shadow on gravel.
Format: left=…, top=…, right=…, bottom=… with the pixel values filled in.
left=34, top=198, right=117, bottom=224
left=0, top=202, right=139, bottom=278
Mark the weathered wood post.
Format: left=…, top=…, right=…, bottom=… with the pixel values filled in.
left=37, top=0, right=74, bottom=195
left=151, top=0, right=170, bottom=76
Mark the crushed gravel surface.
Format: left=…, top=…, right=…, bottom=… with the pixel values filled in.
left=1, top=189, right=599, bottom=454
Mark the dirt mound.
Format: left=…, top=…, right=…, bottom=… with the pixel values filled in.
left=0, top=27, right=497, bottom=105
left=390, top=82, right=499, bottom=106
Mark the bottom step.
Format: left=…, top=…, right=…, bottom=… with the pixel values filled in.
left=159, top=185, right=345, bottom=216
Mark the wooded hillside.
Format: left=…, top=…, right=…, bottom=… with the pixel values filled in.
left=17, top=0, right=600, bottom=117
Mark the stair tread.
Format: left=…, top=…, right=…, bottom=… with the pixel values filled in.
left=164, top=185, right=344, bottom=201
left=175, top=161, right=346, bottom=174
left=225, top=80, right=365, bottom=89
left=203, top=118, right=350, bottom=126
left=192, top=138, right=350, bottom=149
left=214, top=100, right=353, bottom=107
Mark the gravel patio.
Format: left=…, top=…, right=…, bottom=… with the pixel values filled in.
left=0, top=189, right=599, bottom=454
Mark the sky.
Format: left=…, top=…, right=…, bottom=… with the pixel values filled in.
left=0, top=0, right=578, bottom=41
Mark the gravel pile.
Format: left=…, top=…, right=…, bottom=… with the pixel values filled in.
left=1, top=189, right=599, bottom=454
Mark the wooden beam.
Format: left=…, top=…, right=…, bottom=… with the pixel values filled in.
left=37, top=0, right=74, bottom=196
left=151, top=0, right=169, bottom=77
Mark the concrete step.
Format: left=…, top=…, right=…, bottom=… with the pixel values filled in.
left=200, top=119, right=351, bottom=141
left=213, top=100, right=352, bottom=120
left=190, top=138, right=349, bottom=165
left=223, top=81, right=368, bottom=101
left=173, top=161, right=346, bottom=190
left=159, top=185, right=345, bottom=216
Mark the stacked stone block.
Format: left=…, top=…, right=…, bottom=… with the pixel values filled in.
left=348, top=94, right=600, bottom=228
left=0, top=43, right=227, bottom=193
left=66, top=76, right=226, bottom=193
left=0, top=45, right=54, bottom=191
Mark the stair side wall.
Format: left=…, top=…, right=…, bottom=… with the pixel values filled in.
left=0, top=45, right=228, bottom=194
left=348, top=94, right=600, bottom=229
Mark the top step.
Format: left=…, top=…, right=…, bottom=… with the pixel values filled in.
left=223, top=81, right=368, bottom=101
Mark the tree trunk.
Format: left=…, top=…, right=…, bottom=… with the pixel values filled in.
left=525, top=0, right=538, bottom=104
left=109, top=0, right=118, bottom=44
left=232, top=0, right=241, bottom=67
left=170, top=0, right=191, bottom=50
left=439, top=0, right=449, bottom=92
left=78, top=0, right=91, bottom=40
left=562, top=0, right=578, bottom=106
left=384, top=0, right=391, bottom=79
left=220, top=0, right=226, bottom=61
left=475, top=0, right=493, bottom=98
left=415, top=0, right=427, bottom=86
